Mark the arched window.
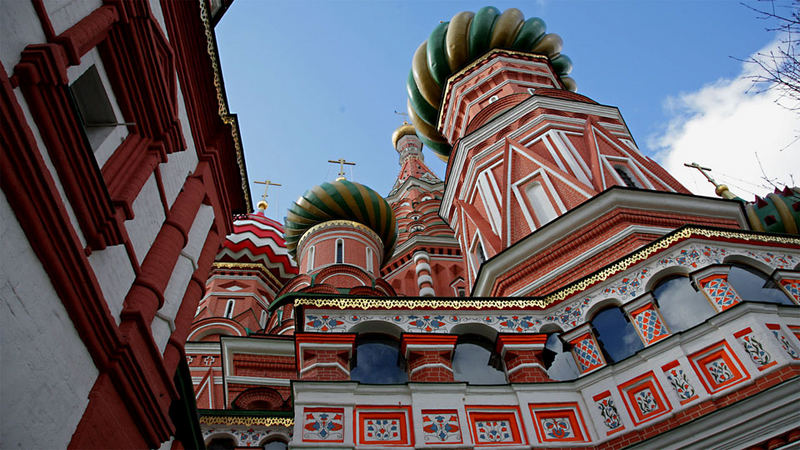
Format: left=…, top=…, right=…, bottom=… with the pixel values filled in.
left=525, top=181, right=558, bottom=226
left=652, top=275, right=715, bottom=332
left=365, top=247, right=373, bottom=272
left=335, top=239, right=344, bottom=264
left=224, top=299, right=235, bottom=319
left=452, top=335, right=506, bottom=384
left=591, top=306, right=643, bottom=363
left=727, top=264, right=794, bottom=305
left=350, top=335, right=407, bottom=384
left=544, top=333, right=579, bottom=381
left=307, top=245, right=315, bottom=271
left=207, top=437, right=236, bottom=450
left=263, top=439, right=288, bottom=450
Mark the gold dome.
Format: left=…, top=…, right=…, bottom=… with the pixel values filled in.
left=391, top=122, right=417, bottom=149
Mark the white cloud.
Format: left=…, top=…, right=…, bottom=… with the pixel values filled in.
left=651, top=37, right=799, bottom=199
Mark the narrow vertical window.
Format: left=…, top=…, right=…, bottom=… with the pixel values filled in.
left=472, top=238, right=486, bottom=272
left=260, top=310, right=268, bottom=328
left=613, top=165, right=641, bottom=188
left=335, top=239, right=344, bottom=263
left=365, top=247, right=373, bottom=272
left=307, top=245, right=315, bottom=271
left=224, top=299, right=235, bottom=319
left=525, top=182, right=558, bottom=226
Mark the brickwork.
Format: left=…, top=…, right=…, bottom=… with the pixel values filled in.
left=497, top=335, right=552, bottom=383
left=491, top=208, right=742, bottom=297
left=599, top=365, right=800, bottom=450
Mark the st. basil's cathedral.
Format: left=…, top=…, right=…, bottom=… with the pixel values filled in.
left=1, top=2, right=799, bottom=449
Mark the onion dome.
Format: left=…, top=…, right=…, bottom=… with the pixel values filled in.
left=216, top=210, right=298, bottom=280
left=285, top=179, right=398, bottom=259
left=744, top=186, right=800, bottom=235
left=392, top=121, right=417, bottom=149
left=407, top=6, right=575, bottom=161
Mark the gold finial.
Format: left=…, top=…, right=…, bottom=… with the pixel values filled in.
left=254, top=179, right=282, bottom=210
left=328, top=158, right=356, bottom=181
left=684, top=162, right=737, bottom=200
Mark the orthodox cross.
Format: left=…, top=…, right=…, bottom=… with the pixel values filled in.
left=328, top=158, right=355, bottom=181
left=683, top=162, right=717, bottom=187
left=254, top=179, right=281, bottom=210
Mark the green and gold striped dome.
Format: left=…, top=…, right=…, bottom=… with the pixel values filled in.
left=407, top=6, right=575, bottom=161
left=285, top=179, right=397, bottom=259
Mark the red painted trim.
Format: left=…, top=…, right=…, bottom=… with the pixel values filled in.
left=354, top=406, right=414, bottom=446
left=30, top=0, right=56, bottom=41
left=734, top=327, right=754, bottom=339
left=592, top=390, right=612, bottom=402
left=661, top=360, right=680, bottom=371
left=14, top=41, right=126, bottom=251
left=2, top=61, right=174, bottom=446
left=401, top=333, right=458, bottom=354
left=688, top=340, right=750, bottom=394
left=465, top=406, right=527, bottom=446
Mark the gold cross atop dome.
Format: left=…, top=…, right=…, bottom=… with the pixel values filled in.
left=328, top=158, right=355, bottom=181
left=684, top=162, right=736, bottom=200
left=254, top=179, right=281, bottom=210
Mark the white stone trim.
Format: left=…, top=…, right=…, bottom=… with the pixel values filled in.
left=299, top=362, right=350, bottom=375
left=409, top=363, right=453, bottom=375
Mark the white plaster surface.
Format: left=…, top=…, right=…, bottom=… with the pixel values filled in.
left=43, top=0, right=102, bottom=36
left=0, top=1, right=47, bottom=76
left=124, top=173, right=165, bottom=264
left=88, top=243, right=135, bottom=325
left=0, top=190, right=98, bottom=449
left=154, top=204, right=214, bottom=352
left=159, top=82, right=199, bottom=208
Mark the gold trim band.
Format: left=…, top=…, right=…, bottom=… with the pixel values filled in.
left=295, top=227, right=800, bottom=310
left=199, top=415, right=294, bottom=427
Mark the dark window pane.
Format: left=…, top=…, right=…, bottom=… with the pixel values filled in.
left=351, top=341, right=407, bottom=384
left=208, top=438, right=235, bottom=450
left=653, top=276, right=715, bottom=332
left=336, top=240, right=343, bottom=263
left=264, top=441, right=288, bottom=450
left=591, top=307, right=643, bottom=363
left=727, top=265, right=794, bottom=305
left=452, top=342, right=506, bottom=384
left=545, top=334, right=579, bottom=381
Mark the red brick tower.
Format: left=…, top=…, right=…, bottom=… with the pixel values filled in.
left=382, top=123, right=467, bottom=296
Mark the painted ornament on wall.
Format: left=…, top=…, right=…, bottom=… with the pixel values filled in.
left=302, top=409, right=344, bottom=442
left=422, top=411, right=461, bottom=443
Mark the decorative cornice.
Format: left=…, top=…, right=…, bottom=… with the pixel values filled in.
left=198, top=0, right=251, bottom=212
left=212, top=261, right=282, bottom=286
left=199, top=415, right=294, bottom=427
left=296, top=219, right=383, bottom=255
left=471, top=188, right=749, bottom=296
left=439, top=50, right=551, bottom=131
left=295, top=227, right=800, bottom=310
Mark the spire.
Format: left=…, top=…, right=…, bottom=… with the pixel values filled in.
left=683, top=162, right=741, bottom=201
left=254, top=179, right=281, bottom=212
left=328, top=158, right=356, bottom=181
left=392, top=122, right=440, bottom=188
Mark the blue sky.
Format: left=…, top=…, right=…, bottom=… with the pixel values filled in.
left=216, top=1, right=797, bottom=221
